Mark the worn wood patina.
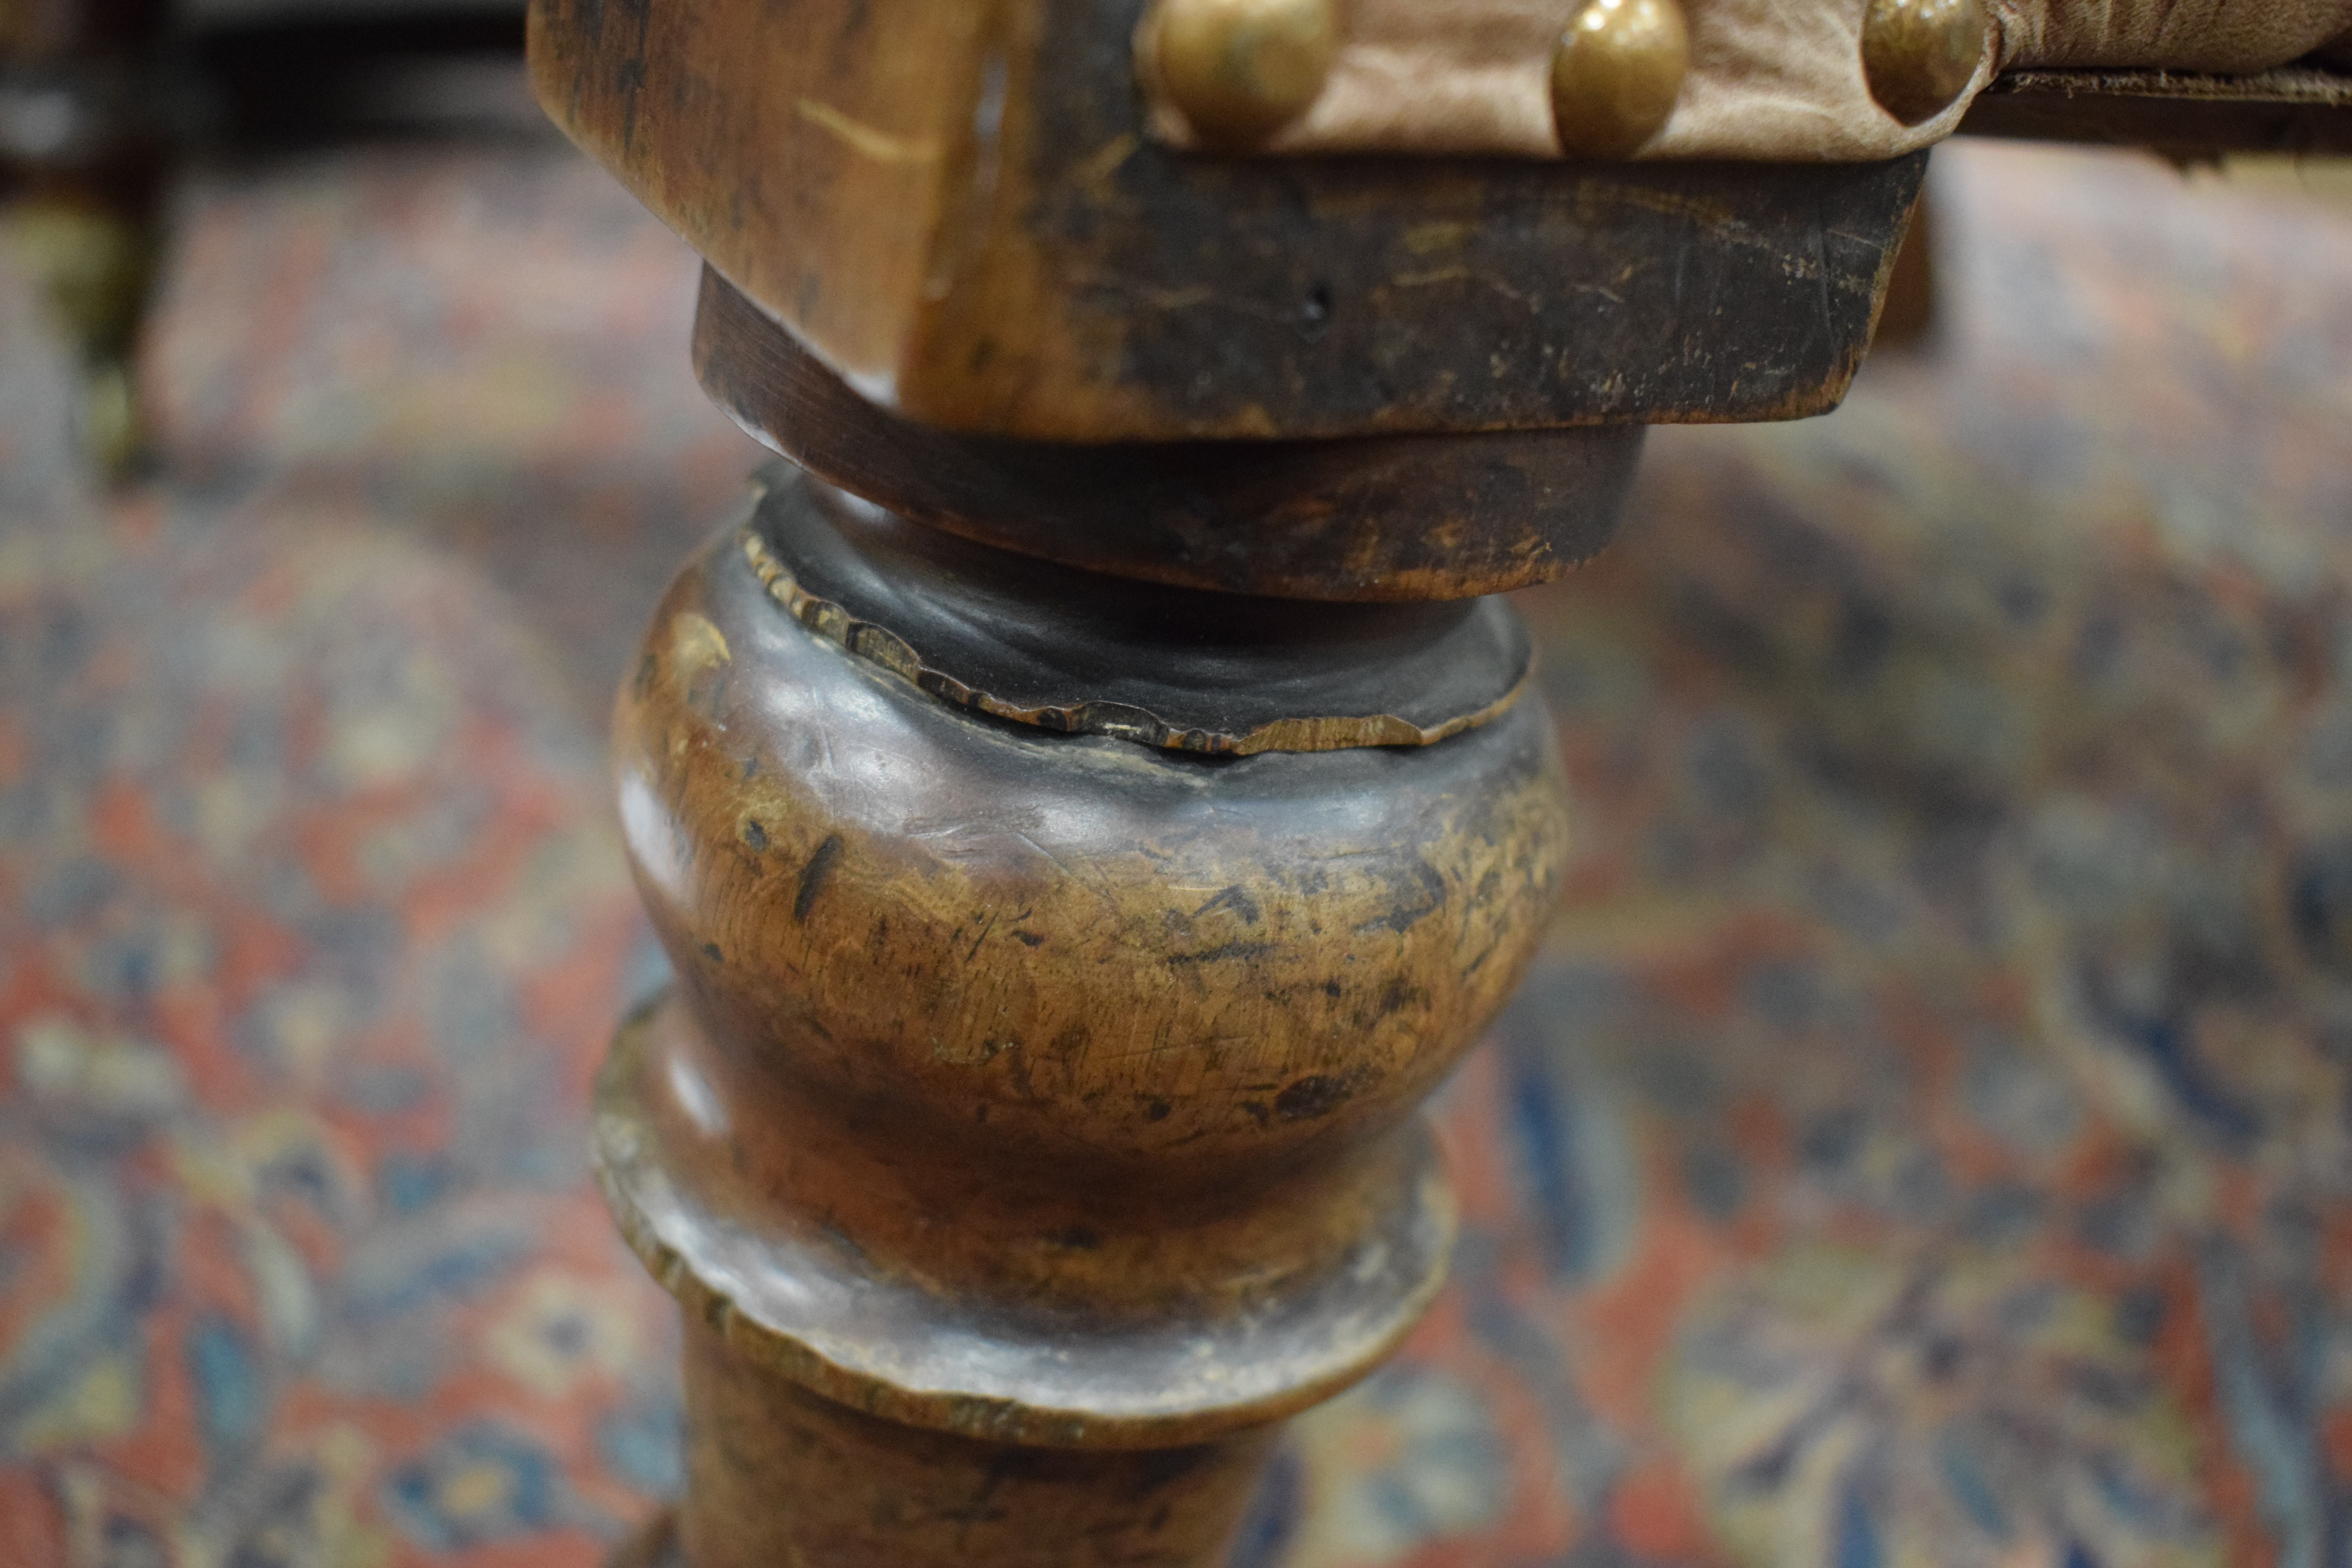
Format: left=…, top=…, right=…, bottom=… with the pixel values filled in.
left=731, top=466, right=1537, bottom=753
left=599, top=484, right=1569, bottom=1564
left=520, top=0, right=2352, bottom=1557
left=524, top=2, right=1926, bottom=1559
left=530, top=0, right=1928, bottom=441
left=693, top=270, right=1645, bottom=601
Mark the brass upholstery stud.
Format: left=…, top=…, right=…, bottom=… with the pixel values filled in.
left=1861, top=0, right=1987, bottom=125
left=1153, top=0, right=1338, bottom=149
left=1548, top=0, right=1690, bottom=161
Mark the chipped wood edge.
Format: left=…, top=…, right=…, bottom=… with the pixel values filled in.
left=738, top=526, right=1528, bottom=757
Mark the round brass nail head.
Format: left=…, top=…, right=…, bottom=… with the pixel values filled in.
left=1548, top=0, right=1690, bottom=161
left=1154, top=0, right=1338, bottom=149
left=1862, top=0, right=1987, bottom=125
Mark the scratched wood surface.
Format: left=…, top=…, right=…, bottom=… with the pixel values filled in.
left=693, top=270, right=1646, bottom=600
left=528, top=0, right=1927, bottom=441
left=595, top=494, right=1570, bottom=1562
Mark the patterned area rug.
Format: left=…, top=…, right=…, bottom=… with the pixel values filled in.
left=2, top=135, right=2349, bottom=1568
left=0, top=145, right=738, bottom=1568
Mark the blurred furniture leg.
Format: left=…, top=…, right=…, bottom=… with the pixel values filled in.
left=0, top=0, right=168, bottom=476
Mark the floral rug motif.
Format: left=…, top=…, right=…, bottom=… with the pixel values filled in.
left=2, top=135, right=2350, bottom=1568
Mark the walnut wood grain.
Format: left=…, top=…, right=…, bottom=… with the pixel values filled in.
left=530, top=0, right=1927, bottom=441
left=695, top=269, right=1643, bottom=601
left=678, top=1323, right=1281, bottom=1568
left=596, top=508, right=1570, bottom=1562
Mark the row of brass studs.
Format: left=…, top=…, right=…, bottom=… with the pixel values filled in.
left=1153, top=0, right=1989, bottom=154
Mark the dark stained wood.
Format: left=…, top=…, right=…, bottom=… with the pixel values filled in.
left=530, top=0, right=1928, bottom=441
left=679, top=1322, right=1280, bottom=1568
left=0, top=0, right=168, bottom=186
left=1870, top=184, right=1938, bottom=353
left=696, top=269, right=1642, bottom=601
left=0, top=0, right=163, bottom=65
left=594, top=510, right=1571, bottom=1560
left=1958, top=65, right=2352, bottom=155
left=533, top=5, right=2352, bottom=1564
left=738, top=465, right=1535, bottom=754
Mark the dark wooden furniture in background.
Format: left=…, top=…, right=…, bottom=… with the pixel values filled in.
left=0, top=0, right=169, bottom=470
left=0, top=0, right=538, bottom=474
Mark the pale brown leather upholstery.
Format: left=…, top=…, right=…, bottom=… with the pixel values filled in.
left=1136, top=0, right=2352, bottom=160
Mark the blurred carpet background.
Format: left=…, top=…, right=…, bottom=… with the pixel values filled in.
left=2, top=131, right=2351, bottom=1568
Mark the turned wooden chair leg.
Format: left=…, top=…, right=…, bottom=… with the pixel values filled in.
left=517, top=0, right=1931, bottom=1555
left=593, top=438, right=1571, bottom=1563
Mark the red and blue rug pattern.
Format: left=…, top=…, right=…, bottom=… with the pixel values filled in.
left=4, top=137, right=2352, bottom=1567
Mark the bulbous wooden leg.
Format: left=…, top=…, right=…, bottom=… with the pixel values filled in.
left=596, top=462, right=1571, bottom=1564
